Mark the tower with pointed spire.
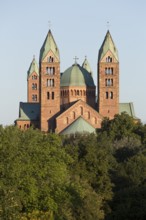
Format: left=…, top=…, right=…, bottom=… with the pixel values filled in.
left=27, top=57, right=39, bottom=103
left=97, top=30, right=119, bottom=119
left=39, top=29, right=60, bottom=132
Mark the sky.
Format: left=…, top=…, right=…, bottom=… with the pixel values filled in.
left=0, top=0, right=146, bottom=125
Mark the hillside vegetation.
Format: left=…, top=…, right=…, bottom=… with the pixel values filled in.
left=1, top=113, right=146, bottom=220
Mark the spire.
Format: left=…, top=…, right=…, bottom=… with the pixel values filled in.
left=82, top=56, right=92, bottom=76
left=98, top=30, right=119, bottom=62
left=39, top=29, right=60, bottom=62
left=27, top=57, right=39, bottom=78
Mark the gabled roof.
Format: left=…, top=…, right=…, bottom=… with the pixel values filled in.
left=60, top=117, right=95, bottom=135
left=27, top=57, right=39, bottom=78
left=61, top=63, right=95, bottom=87
left=39, top=29, right=60, bottom=62
left=98, top=30, right=119, bottom=62
left=16, top=102, right=40, bottom=121
left=82, top=57, right=92, bottom=76
left=119, top=102, right=139, bottom=119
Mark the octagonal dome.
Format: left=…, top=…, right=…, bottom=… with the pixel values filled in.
left=61, top=63, right=95, bottom=87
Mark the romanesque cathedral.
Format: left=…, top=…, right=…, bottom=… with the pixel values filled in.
left=15, top=29, right=137, bottom=134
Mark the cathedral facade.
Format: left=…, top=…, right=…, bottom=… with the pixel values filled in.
left=15, top=30, right=137, bottom=134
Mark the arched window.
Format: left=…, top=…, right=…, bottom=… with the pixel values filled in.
left=80, top=90, right=82, bottom=96
left=47, top=79, right=50, bottom=87
left=47, top=92, right=50, bottom=99
left=73, top=111, right=75, bottom=119
left=106, top=56, right=112, bottom=63
left=88, top=111, right=90, bottom=119
left=51, top=79, right=54, bottom=87
left=52, top=92, right=54, bottom=100
left=32, top=83, right=37, bottom=90
left=66, top=117, right=69, bottom=124
left=110, top=68, right=113, bottom=74
left=80, top=106, right=83, bottom=115
left=77, top=90, right=79, bottom=95
left=111, top=79, right=113, bottom=86
left=50, top=68, right=54, bottom=75
left=106, top=92, right=108, bottom=99
left=71, top=90, right=73, bottom=96
left=48, top=56, right=54, bottom=63
left=32, top=94, right=37, bottom=101
left=110, top=92, right=113, bottom=99
left=74, top=90, right=76, bottom=96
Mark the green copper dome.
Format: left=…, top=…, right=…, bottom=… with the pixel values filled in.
left=61, top=63, right=95, bottom=87
left=98, top=30, right=119, bottom=62
left=27, top=57, right=39, bottom=78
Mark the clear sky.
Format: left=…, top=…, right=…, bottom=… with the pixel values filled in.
left=0, top=0, right=146, bottom=125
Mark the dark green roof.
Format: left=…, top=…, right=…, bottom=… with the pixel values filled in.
left=60, top=117, right=95, bottom=135
left=39, top=29, right=60, bottom=62
left=98, top=30, right=119, bottom=62
left=17, top=102, right=40, bottom=121
left=27, top=58, right=39, bottom=78
left=82, top=57, right=92, bottom=75
left=61, top=63, right=95, bottom=87
left=119, top=102, right=139, bottom=119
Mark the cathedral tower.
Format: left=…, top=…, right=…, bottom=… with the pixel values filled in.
left=39, top=30, right=60, bottom=132
left=98, top=30, right=119, bottom=119
left=27, top=57, right=39, bottom=103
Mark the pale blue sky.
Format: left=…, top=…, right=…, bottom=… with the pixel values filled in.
left=0, top=0, right=146, bottom=125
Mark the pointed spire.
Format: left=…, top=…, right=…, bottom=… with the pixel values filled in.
left=98, top=30, right=119, bottom=62
left=39, top=29, right=60, bottom=62
left=27, top=56, right=39, bottom=78
left=82, top=56, right=92, bottom=76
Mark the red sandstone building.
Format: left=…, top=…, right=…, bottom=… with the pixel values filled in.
left=15, top=30, right=137, bottom=134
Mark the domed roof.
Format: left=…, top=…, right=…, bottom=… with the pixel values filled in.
left=61, top=63, right=95, bottom=87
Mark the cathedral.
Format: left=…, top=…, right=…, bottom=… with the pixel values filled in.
left=15, top=29, right=137, bottom=134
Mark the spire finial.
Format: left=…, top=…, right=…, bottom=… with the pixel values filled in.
left=85, top=55, right=87, bottom=59
left=48, top=20, right=51, bottom=30
left=107, top=21, right=110, bottom=30
left=33, top=55, right=35, bottom=60
left=73, top=56, right=79, bottom=64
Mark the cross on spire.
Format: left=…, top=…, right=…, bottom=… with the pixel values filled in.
left=74, top=56, right=79, bottom=64
left=107, top=21, right=110, bottom=30
left=48, top=20, right=51, bottom=30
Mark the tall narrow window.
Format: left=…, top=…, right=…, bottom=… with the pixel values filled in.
left=111, top=79, right=113, bottom=86
left=73, top=111, right=75, bottom=119
left=47, top=79, right=50, bottom=87
left=106, top=92, right=108, bottom=99
left=52, top=92, right=54, bottom=100
left=66, top=117, right=69, bottom=124
left=47, top=92, right=50, bottom=99
left=110, top=92, right=113, bottom=99
left=88, top=111, right=90, bottom=119
left=80, top=107, right=83, bottom=115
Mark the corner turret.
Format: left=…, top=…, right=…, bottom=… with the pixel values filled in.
left=82, top=57, right=93, bottom=76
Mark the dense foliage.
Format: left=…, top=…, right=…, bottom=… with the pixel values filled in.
left=1, top=113, right=146, bottom=219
